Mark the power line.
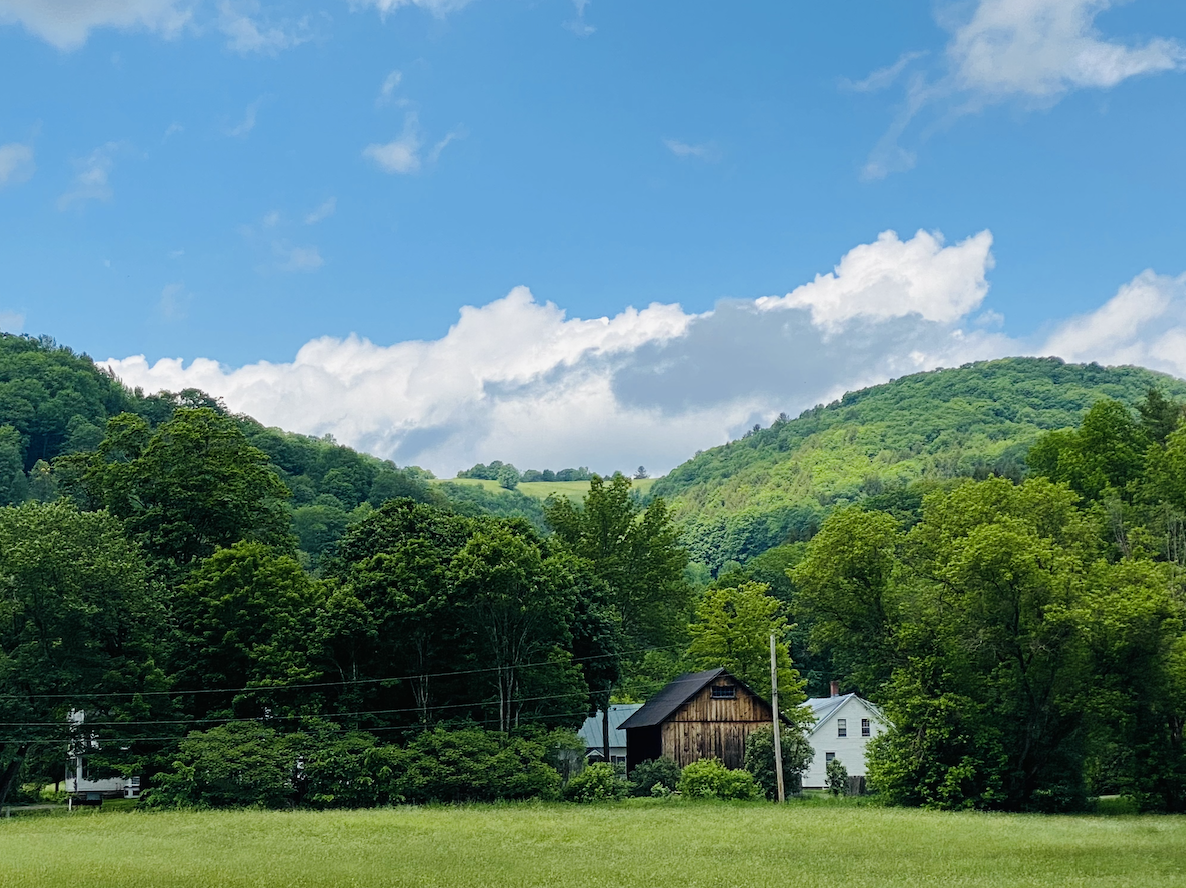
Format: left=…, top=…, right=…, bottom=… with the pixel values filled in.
left=0, top=643, right=684, bottom=702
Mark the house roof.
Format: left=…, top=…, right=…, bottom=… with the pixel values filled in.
left=805, top=693, right=855, bottom=724
left=804, top=693, right=886, bottom=734
left=578, top=703, right=643, bottom=750
left=620, top=667, right=771, bottom=730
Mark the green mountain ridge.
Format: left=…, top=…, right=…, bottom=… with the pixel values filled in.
left=652, top=357, right=1186, bottom=573
left=4, top=336, right=1184, bottom=576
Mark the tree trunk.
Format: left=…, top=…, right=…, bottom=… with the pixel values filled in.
left=0, top=744, right=29, bottom=808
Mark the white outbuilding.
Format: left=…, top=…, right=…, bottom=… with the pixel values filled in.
left=801, top=684, right=887, bottom=789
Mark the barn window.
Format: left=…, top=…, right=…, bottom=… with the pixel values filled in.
left=711, top=685, right=736, bottom=699
left=837, top=718, right=847, bottom=738
left=861, top=718, right=871, bottom=737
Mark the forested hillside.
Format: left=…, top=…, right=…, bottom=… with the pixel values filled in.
left=653, top=357, right=1186, bottom=573
left=0, top=334, right=546, bottom=562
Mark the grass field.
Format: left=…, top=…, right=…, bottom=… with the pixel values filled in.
left=3, top=800, right=1185, bottom=888
left=438, top=478, right=659, bottom=502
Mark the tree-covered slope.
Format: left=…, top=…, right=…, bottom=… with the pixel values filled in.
left=652, top=357, right=1186, bottom=572
left=0, top=334, right=546, bottom=560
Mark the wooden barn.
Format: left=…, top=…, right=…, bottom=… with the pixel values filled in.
left=620, top=667, right=779, bottom=773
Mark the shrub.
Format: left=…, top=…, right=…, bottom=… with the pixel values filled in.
left=826, top=758, right=849, bottom=796
left=744, top=724, right=813, bottom=799
left=630, top=757, right=682, bottom=797
left=394, top=726, right=561, bottom=803
left=563, top=762, right=628, bottom=802
left=677, top=758, right=763, bottom=801
left=149, top=722, right=303, bottom=809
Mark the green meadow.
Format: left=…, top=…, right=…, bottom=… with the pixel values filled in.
left=439, top=477, right=659, bottom=502
left=3, top=801, right=1184, bottom=888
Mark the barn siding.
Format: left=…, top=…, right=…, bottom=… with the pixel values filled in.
left=658, top=679, right=772, bottom=769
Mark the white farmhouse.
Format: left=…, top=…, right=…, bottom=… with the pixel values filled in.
left=801, top=684, right=887, bottom=789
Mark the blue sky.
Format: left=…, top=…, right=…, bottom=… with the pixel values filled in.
left=3, top=0, right=1186, bottom=474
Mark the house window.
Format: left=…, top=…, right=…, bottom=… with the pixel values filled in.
left=837, top=718, right=847, bottom=738
left=711, top=685, right=736, bottom=699
left=861, top=718, right=871, bottom=737
left=825, top=752, right=836, bottom=763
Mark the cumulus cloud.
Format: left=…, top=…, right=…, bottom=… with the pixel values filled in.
left=755, top=229, right=994, bottom=328
left=103, top=229, right=1013, bottom=475
left=217, top=0, right=311, bottom=55
left=0, top=142, right=34, bottom=187
left=364, top=113, right=422, bottom=174
left=0, top=0, right=190, bottom=50
left=58, top=142, right=124, bottom=209
left=860, top=0, right=1186, bottom=178
left=0, top=311, right=24, bottom=333
left=1041, top=270, right=1186, bottom=378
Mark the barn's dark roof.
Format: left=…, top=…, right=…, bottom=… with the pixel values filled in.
left=618, top=668, right=727, bottom=729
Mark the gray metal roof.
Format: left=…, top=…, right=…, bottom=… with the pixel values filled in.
left=578, top=703, right=643, bottom=749
left=804, top=693, right=854, bottom=725
left=618, top=668, right=728, bottom=729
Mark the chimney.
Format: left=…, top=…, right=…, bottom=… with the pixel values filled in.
left=830, top=680, right=840, bottom=698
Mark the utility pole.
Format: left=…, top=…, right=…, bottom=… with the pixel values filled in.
left=770, top=633, right=785, bottom=802
left=602, top=682, right=611, bottom=765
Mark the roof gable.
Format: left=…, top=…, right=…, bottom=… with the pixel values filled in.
left=804, top=694, right=885, bottom=734
left=619, top=668, right=727, bottom=729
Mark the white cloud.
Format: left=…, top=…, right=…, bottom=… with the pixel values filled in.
left=377, top=69, right=403, bottom=105
left=351, top=0, right=473, bottom=19
left=0, top=311, right=24, bottom=333
left=58, top=142, right=123, bottom=209
left=364, top=113, right=422, bottom=174
left=159, top=282, right=191, bottom=321
left=275, top=242, right=323, bottom=272
left=0, top=0, right=190, bottom=50
left=0, top=142, right=34, bottom=187
left=305, top=197, right=336, bottom=225
left=564, top=0, right=593, bottom=37
left=840, top=51, right=927, bottom=92
left=949, top=0, right=1185, bottom=99
left=103, top=230, right=1009, bottom=476
left=228, top=99, right=263, bottom=137
left=756, top=229, right=994, bottom=329
left=861, top=0, right=1186, bottom=177
left=1041, top=270, right=1186, bottom=377
left=218, top=0, right=310, bottom=55
left=664, top=139, right=720, bottom=162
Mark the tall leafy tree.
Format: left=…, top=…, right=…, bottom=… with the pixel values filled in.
left=171, top=541, right=326, bottom=721
left=687, top=580, right=804, bottom=709
left=62, top=408, right=293, bottom=570
left=544, top=473, right=691, bottom=648
left=0, top=502, right=169, bottom=806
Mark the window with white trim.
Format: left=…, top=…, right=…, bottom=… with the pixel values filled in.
left=861, top=718, right=871, bottom=737
left=837, top=718, right=847, bottom=738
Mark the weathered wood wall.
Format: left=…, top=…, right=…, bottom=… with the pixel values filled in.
left=659, top=677, right=772, bottom=770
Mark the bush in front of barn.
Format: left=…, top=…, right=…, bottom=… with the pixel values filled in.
left=563, top=762, right=629, bottom=802
left=629, top=757, right=682, bottom=797
left=148, top=724, right=566, bottom=808
left=744, top=725, right=814, bottom=799
left=677, top=758, right=763, bottom=801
